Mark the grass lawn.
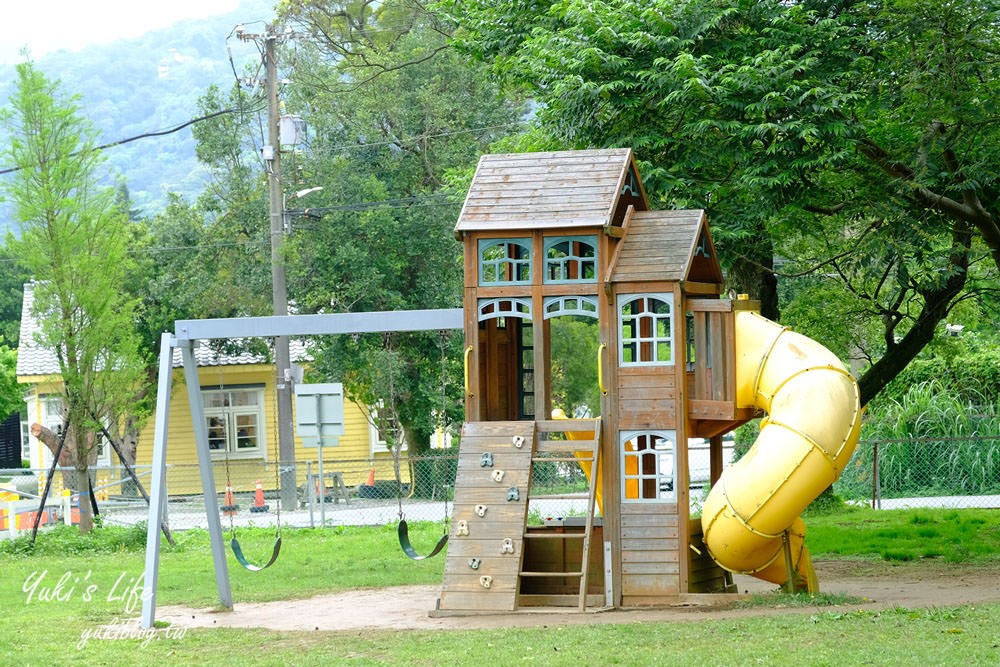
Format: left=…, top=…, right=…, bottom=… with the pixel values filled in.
left=0, top=507, right=997, bottom=665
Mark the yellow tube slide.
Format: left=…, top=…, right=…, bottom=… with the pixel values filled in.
left=701, top=311, right=862, bottom=590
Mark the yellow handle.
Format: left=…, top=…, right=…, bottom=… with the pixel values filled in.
left=597, top=342, right=608, bottom=396
left=464, top=345, right=474, bottom=396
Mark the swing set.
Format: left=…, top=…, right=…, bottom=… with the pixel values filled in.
left=141, top=308, right=464, bottom=628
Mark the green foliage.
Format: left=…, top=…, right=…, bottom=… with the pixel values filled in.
left=0, top=0, right=276, bottom=223
left=1, top=61, right=145, bottom=531
left=836, top=381, right=1000, bottom=499
left=275, top=1, right=523, bottom=453
left=733, top=591, right=864, bottom=609
left=550, top=316, right=601, bottom=417
left=440, top=0, right=1000, bottom=404
left=0, top=340, right=18, bottom=419
left=0, top=522, right=153, bottom=558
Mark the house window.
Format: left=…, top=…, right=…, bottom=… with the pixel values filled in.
left=369, top=402, right=407, bottom=455
left=202, top=387, right=266, bottom=458
left=544, top=236, right=597, bottom=283
left=21, top=421, right=30, bottom=461
left=479, top=238, right=531, bottom=285
left=621, top=431, right=676, bottom=503
left=618, top=294, right=674, bottom=366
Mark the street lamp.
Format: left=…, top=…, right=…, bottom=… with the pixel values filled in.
left=282, top=186, right=323, bottom=232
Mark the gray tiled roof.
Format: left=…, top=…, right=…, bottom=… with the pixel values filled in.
left=16, top=282, right=309, bottom=377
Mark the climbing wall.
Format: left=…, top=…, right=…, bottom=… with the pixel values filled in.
left=437, top=421, right=534, bottom=612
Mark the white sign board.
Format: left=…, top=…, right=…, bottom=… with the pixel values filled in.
left=294, top=383, right=345, bottom=447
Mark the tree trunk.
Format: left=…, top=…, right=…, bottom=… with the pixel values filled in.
left=31, top=423, right=75, bottom=492
left=726, top=225, right=780, bottom=321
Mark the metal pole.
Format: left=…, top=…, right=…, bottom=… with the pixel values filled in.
left=318, top=447, right=325, bottom=528
left=141, top=333, right=177, bottom=628
left=871, top=442, right=879, bottom=510
left=781, top=530, right=796, bottom=594
left=307, top=460, right=314, bottom=528
left=265, top=25, right=296, bottom=511
left=180, top=342, right=232, bottom=611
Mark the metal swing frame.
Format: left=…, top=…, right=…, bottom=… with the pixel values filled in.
left=141, top=309, right=462, bottom=628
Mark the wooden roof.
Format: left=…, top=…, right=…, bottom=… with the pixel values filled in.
left=609, top=209, right=723, bottom=284
left=454, top=148, right=643, bottom=234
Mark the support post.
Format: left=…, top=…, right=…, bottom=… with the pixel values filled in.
left=180, top=341, right=233, bottom=612
left=62, top=494, right=71, bottom=526
left=264, top=26, right=296, bottom=512
left=781, top=530, right=796, bottom=595
left=318, top=448, right=325, bottom=528
left=306, top=461, right=314, bottom=528
left=6, top=501, right=17, bottom=538
left=142, top=333, right=179, bottom=628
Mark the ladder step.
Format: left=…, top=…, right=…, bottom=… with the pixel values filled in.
left=523, top=532, right=586, bottom=539
left=534, top=440, right=598, bottom=453
left=531, top=456, right=592, bottom=463
left=520, top=571, right=583, bottom=577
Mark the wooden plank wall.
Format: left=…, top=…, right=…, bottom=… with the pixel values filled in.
left=620, top=503, right=680, bottom=605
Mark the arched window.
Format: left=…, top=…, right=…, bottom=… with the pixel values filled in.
left=618, top=294, right=674, bottom=366
left=621, top=431, right=676, bottom=503
left=544, top=236, right=597, bottom=283
left=479, top=238, right=531, bottom=285
left=477, top=298, right=532, bottom=322
left=543, top=295, right=599, bottom=319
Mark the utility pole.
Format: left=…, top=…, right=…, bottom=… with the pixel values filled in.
left=264, top=25, right=296, bottom=511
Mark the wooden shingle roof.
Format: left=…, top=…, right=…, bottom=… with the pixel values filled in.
left=609, top=209, right=722, bottom=284
left=455, top=148, right=642, bottom=234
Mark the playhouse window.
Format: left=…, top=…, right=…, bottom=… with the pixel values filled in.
left=479, top=238, right=531, bottom=285
left=478, top=298, right=532, bottom=322
left=543, top=295, right=598, bottom=319
left=544, top=236, right=597, bottom=283
left=621, top=431, right=676, bottom=503
left=202, top=387, right=266, bottom=458
left=618, top=294, right=674, bottom=366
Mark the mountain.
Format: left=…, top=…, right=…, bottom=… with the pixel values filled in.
left=0, top=0, right=276, bottom=234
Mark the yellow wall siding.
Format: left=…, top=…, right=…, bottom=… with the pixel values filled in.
left=132, top=364, right=407, bottom=496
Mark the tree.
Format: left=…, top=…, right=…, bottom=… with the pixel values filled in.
left=0, top=342, right=18, bottom=421
left=275, top=1, right=523, bottom=464
left=437, top=0, right=1000, bottom=405
left=1, top=61, right=145, bottom=533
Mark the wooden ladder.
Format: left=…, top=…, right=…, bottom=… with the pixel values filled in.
left=521, top=418, right=602, bottom=612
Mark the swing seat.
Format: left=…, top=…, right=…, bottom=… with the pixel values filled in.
left=230, top=536, right=282, bottom=571
left=398, top=520, right=448, bottom=561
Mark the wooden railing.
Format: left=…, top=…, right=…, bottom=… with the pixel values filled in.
left=686, top=299, right=736, bottom=420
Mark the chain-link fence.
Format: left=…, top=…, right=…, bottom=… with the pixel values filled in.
left=836, top=436, right=1000, bottom=509
left=4, top=434, right=996, bottom=538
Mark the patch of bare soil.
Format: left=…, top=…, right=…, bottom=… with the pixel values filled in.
left=157, top=560, right=1000, bottom=633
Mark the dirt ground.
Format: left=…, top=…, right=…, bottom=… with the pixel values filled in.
left=158, top=560, right=1000, bottom=633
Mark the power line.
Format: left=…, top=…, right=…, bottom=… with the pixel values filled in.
left=0, top=106, right=261, bottom=176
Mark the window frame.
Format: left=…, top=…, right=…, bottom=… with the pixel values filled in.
left=478, top=238, right=532, bottom=286
left=202, top=386, right=267, bottom=459
left=543, top=235, right=598, bottom=284
left=543, top=295, right=599, bottom=319
left=617, top=293, right=675, bottom=367
left=368, top=401, right=408, bottom=455
left=620, top=430, right=677, bottom=504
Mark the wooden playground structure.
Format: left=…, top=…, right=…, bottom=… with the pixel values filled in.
left=437, top=149, right=762, bottom=613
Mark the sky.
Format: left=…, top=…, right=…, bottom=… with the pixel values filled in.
left=0, top=0, right=244, bottom=65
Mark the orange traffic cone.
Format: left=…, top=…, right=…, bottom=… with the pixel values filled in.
left=366, top=467, right=375, bottom=487
left=221, top=485, right=239, bottom=516
left=250, top=479, right=269, bottom=513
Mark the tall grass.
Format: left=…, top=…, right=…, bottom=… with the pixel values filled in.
left=837, top=380, right=1000, bottom=499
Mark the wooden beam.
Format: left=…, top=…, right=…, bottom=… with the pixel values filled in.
left=602, top=204, right=635, bottom=303
left=680, top=281, right=724, bottom=295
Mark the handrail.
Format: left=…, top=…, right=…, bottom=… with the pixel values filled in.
left=463, top=345, right=474, bottom=396
left=597, top=342, right=608, bottom=396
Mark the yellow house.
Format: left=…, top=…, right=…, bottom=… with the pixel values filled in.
left=16, top=282, right=407, bottom=498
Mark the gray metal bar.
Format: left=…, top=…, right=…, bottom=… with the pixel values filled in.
left=141, top=332, right=177, bottom=629
left=306, top=461, right=314, bottom=528
left=174, top=308, right=463, bottom=341
left=180, top=341, right=233, bottom=610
